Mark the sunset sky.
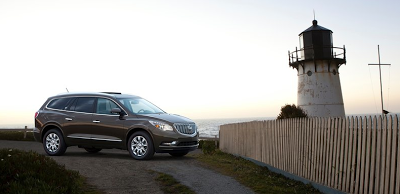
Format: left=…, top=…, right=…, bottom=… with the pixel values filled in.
left=0, top=0, right=399, bottom=126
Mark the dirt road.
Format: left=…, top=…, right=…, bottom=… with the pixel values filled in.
left=0, top=140, right=253, bottom=194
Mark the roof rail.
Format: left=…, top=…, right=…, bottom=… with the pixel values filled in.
left=101, top=92, right=122, bottom=94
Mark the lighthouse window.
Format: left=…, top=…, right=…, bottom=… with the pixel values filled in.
left=307, top=71, right=312, bottom=76
left=332, top=69, right=337, bottom=75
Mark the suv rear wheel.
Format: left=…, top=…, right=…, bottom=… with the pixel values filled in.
left=128, top=131, right=154, bottom=160
left=43, top=129, right=67, bottom=156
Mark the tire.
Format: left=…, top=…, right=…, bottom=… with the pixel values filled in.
left=43, top=129, right=67, bottom=156
left=84, top=148, right=102, bottom=153
left=128, top=131, right=154, bottom=160
left=169, top=151, right=189, bottom=157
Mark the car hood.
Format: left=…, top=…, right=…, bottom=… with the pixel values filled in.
left=139, top=113, right=194, bottom=124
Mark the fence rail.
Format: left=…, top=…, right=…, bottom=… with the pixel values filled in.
left=219, top=115, right=400, bottom=194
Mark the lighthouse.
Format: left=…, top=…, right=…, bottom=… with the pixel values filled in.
left=288, top=20, right=346, bottom=117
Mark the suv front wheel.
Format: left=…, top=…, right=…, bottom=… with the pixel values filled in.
left=43, top=129, right=67, bottom=156
left=128, top=131, right=154, bottom=160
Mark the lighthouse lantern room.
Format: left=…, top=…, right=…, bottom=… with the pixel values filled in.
left=288, top=20, right=346, bottom=117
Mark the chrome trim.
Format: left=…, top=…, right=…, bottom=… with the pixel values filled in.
left=65, top=118, right=72, bottom=121
left=45, top=96, right=129, bottom=116
left=92, top=120, right=100, bottom=123
left=67, top=135, right=122, bottom=142
left=159, top=144, right=198, bottom=148
left=91, top=137, right=122, bottom=142
left=67, top=135, right=92, bottom=140
left=173, top=123, right=197, bottom=137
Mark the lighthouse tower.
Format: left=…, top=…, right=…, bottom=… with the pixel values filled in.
left=288, top=20, right=346, bottom=117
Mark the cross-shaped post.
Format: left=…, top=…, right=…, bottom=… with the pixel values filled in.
left=368, top=45, right=391, bottom=116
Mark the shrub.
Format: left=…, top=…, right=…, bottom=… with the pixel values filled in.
left=0, top=131, right=35, bottom=141
left=0, top=148, right=85, bottom=194
left=201, top=141, right=217, bottom=155
left=277, top=104, right=307, bottom=119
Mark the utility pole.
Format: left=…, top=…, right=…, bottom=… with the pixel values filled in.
left=368, top=45, right=391, bottom=116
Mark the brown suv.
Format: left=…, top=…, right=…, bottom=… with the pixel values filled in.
left=34, top=92, right=198, bottom=160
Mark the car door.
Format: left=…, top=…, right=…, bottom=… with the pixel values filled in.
left=62, top=97, right=95, bottom=145
left=90, top=97, right=126, bottom=148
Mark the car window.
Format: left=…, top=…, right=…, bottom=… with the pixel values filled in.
left=96, top=98, right=119, bottom=115
left=47, top=97, right=74, bottom=110
left=73, top=97, right=95, bottom=113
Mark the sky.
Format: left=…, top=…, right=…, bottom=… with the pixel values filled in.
left=0, top=0, right=399, bottom=127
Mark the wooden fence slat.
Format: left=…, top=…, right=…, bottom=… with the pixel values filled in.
left=359, top=117, right=368, bottom=194
left=284, top=119, right=289, bottom=172
left=395, top=115, right=400, bottom=194
left=278, top=120, right=282, bottom=169
left=311, top=118, right=317, bottom=181
left=305, top=119, right=312, bottom=179
left=327, top=118, right=334, bottom=186
left=385, top=116, right=393, bottom=194
left=289, top=119, right=296, bottom=174
left=368, top=116, right=377, bottom=194
left=315, top=118, right=323, bottom=183
left=322, top=117, right=328, bottom=185
left=355, top=117, right=362, bottom=194
left=363, top=117, right=372, bottom=193
left=273, top=120, right=277, bottom=168
left=343, top=117, right=351, bottom=192
left=294, top=119, right=300, bottom=175
left=332, top=118, right=340, bottom=188
left=338, top=118, right=346, bottom=190
left=374, top=116, right=382, bottom=194
left=350, top=116, right=357, bottom=193
left=379, top=116, right=387, bottom=194
left=298, top=118, right=304, bottom=177
left=325, top=118, right=331, bottom=186
left=389, top=116, right=398, bottom=194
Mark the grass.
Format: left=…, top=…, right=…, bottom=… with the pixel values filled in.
left=154, top=171, right=196, bottom=194
left=0, top=131, right=35, bottom=141
left=0, top=148, right=102, bottom=194
left=194, top=149, right=321, bottom=194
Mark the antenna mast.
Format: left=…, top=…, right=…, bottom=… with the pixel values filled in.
left=368, top=45, right=391, bottom=116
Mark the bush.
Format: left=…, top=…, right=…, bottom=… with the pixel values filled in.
left=277, top=104, right=307, bottom=119
left=0, top=148, right=85, bottom=194
left=0, top=131, right=35, bottom=141
left=201, top=141, right=217, bottom=155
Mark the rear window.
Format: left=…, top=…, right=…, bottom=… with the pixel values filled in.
left=47, top=98, right=74, bottom=110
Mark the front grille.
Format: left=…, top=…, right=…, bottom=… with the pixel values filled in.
left=178, top=141, right=198, bottom=146
left=174, top=123, right=197, bottom=136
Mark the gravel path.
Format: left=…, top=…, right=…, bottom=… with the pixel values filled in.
left=0, top=140, right=254, bottom=194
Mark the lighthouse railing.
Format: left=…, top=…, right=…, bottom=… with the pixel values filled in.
left=289, top=46, right=346, bottom=66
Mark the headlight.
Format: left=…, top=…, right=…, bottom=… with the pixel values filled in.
left=149, top=121, right=174, bottom=131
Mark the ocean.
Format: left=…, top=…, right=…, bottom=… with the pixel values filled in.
left=194, top=117, right=274, bottom=138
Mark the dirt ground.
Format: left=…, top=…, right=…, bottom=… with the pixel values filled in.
left=0, top=140, right=253, bottom=194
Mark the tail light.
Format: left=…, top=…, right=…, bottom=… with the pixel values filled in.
left=35, top=111, right=39, bottom=118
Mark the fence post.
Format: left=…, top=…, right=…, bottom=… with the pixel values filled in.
left=24, top=126, right=27, bottom=139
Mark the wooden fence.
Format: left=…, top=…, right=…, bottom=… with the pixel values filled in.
left=219, top=115, right=400, bottom=194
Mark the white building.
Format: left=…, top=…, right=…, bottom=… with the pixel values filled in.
left=288, top=20, right=346, bottom=117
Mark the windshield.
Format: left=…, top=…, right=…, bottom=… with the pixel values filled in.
left=118, top=97, right=165, bottom=114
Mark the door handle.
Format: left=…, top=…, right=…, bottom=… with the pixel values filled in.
left=65, top=118, right=72, bottom=121
left=93, top=120, right=100, bottom=123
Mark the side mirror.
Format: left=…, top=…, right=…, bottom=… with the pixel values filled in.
left=111, top=108, right=122, bottom=114
left=111, top=108, right=126, bottom=120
